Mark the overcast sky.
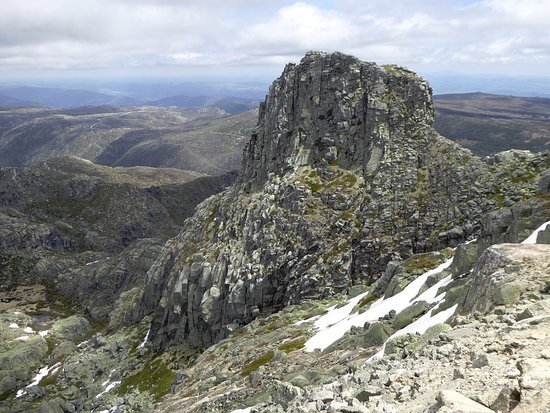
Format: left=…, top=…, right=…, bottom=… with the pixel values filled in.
left=1, top=0, right=549, bottom=81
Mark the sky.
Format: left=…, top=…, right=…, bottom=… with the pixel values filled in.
left=1, top=0, right=549, bottom=82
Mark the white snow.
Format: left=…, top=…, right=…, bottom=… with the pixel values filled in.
left=23, top=326, right=34, bottom=334
left=139, top=329, right=150, bottom=348
left=304, top=219, right=550, bottom=355
left=304, top=258, right=453, bottom=352
left=39, top=330, right=49, bottom=337
left=230, top=408, right=252, bottom=413
left=369, top=303, right=458, bottom=360
left=16, top=363, right=61, bottom=398
left=86, top=260, right=100, bottom=266
left=77, top=339, right=89, bottom=348
left=95, top=381, right=121, bottom=399
left=521, top=220, right=550, bottom=244
left=9, top=323, right=19, bottom=329
left=15, top=335, right=29, bottom=341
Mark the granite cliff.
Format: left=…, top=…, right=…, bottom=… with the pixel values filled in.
left=137, top=52, right=547, bottom=350
left=2, top=51, right=550, bottom=413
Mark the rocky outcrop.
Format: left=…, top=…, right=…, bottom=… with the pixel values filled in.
left=138, top=51, right=548, bottom=350
left=459, top=243, right=550, bottom=314
left=0, top=157, right=236, bottom=321
left=150, top=236, right=550, bottom=413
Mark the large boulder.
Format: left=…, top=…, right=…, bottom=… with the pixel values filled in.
left=50, top=315, right=92, bottom=342
left=459, top=243, right=550, bottom=314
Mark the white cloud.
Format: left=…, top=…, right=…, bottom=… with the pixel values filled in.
left=0, top=0, right=549, bottom=77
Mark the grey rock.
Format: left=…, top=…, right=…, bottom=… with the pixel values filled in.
left=536, top=168, right=550, bottom=194
left=271, top=380, right=304, bottom=409
left=392, top=301, right=430, bottom=330
left=450, top=243, right=478, bottom=277
left=137, top=51, right=520, bottom=350
left=355, top=385, right=382, bottom=401
left=436, top=390, right=493, bottom=412
left=459, top=244, right=550, bottom=314
left=50, top=315, right=92, bottom=342
left=50, top=341, right=78, bottom=362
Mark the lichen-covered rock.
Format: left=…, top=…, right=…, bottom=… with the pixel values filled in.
left=50, top=315, right=91, bottom=342
left=538, top=168, right=550, bottom=194
left=137, top=52, right=549, bottom=351
left=108, top=287, right=143, bottom=331
left=450, top=243, right=478, bottom=277
left=459, top=243, right=550, bottom=314
left=392, top=300, right=430, bottom=330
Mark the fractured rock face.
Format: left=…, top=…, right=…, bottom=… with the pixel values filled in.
left=459, top=243, right=550, bottom=314
left=137, top=52, right=540, bottom=350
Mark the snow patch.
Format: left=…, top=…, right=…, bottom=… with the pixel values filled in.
left=293, top=314, right=321, bottom=326
left=39, top=330, right=49, bottom=337
left=521, top=220, right=550, bottom=244
left=370, top=304, right=458, bottom=360
left=230, top=408, right=252, bottom=413
left=15, top=335, right=29, bottom=341
left=9, top=323, right=19, bottom=329
left=23, top=326, right=34, bottom=334
left=16, top=363, right=61, bottom=398
left=139, top=329, right=150, bottom=348
left=305, top=258, right=453, bottom=352
left=95, top=381, right=121, bottom=399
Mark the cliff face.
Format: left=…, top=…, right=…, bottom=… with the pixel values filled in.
left=138, top=52, right=536, bottom=350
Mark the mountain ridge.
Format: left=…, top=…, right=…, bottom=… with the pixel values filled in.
left=136, top=51, right=548, bottom=351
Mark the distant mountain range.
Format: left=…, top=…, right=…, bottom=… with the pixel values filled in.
left=0, top=106, right=257, bottom=174
left=0, top=85, right=262, bottom=113
left=434, top=92, right=550, bottom=156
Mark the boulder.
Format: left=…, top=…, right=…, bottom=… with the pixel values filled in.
left=459, top=244, right=550, bottom=314
left=436, top=390, right=493, bottom=412
left=50, top=315, right=92, bottom=342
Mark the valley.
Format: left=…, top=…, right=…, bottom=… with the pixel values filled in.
left=0, top=52, right=549, bottom=413
left=435, top=93, right=550, bottom=156
left=0, top=106, right=256, bottom=174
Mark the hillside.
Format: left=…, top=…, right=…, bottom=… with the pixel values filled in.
left=0, top=106, right=256, bottom=174
left=0, top=156, right=235, bottom=315
left=1, top=52, right=549, bottom=413
left=434, top=93, right=550, bottom=156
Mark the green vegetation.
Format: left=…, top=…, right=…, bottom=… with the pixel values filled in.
left=240, top=351, right=275, bottom=377
left=403, top=252, right=444, bottom=272
left=358, top=293, right=378, bottom=308
left=118, top=357, right=175, bottom=402
left=39, top=370, right=60, bottom=387
left=308, top=181, right=322, bottom=192
left=323, top=241, right=350, bottom=261
left=278, top=339, right=306, bottom=353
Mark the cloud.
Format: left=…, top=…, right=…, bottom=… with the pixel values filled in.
left=0, top=0, right=549, bottom=77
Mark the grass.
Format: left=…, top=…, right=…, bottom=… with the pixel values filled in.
left=308, top=181, right=322, bottom=192
left=118, top=357, right=175, bottom=402
left=403, top=253, right=443, bottom=272
left=358, top=293, right=378, bottom=308
left=278, top=339, right=306, bottom=353
left=240, top=351, right=275, bottom=377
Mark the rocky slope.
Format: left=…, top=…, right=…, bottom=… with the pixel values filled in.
left=2, top=51, right=550, bottom=413
left=0, top=106, right=256, bottom=174
left=2, top=184, right=547, bottom=412
left=137, top=51, right=549, bottom=351
left=0, top=157, right=235, bottom=318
